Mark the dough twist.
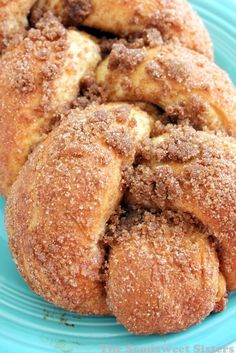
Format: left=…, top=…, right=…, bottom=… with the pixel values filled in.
left=126, top=125, right=236, bottom=292
left=6, top=103, right=154, bottom=314
left=96, top=44, right=236, bottom=135
left=31, top=0, right=213, bottom=59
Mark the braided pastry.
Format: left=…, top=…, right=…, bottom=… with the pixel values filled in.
left=2, top=0, right=236, bottom=337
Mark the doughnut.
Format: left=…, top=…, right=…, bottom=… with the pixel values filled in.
left=0, top=0, right=36, bottom=51
left=96, top=44, right=236, bottom=135
left=107, top=211, right=226, bottom=334
left=126, top=125, right=236, bottom=291
left=31, top=0, right=213, bottom=59
left=6, top=103, right=154, bottom=314
left=0, top=12, right=101, bottom=196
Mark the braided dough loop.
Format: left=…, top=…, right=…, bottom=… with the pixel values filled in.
left=96, top=44, right=236, bottom=136
left=107, top=211, right=226, bottom=335
left=0, top=0, right=36, bottom=51
left=31, top=0, right=213, bottom=59
left=126, top=125, right=236, bottom=291
left=0, top=13, right=101, bottom=196
left=6, top=103, right=154, bottom=314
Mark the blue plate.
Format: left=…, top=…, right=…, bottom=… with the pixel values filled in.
left=0, top=1, right=236, bottom=352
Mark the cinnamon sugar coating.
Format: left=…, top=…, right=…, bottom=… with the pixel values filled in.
left=0, top=0, right=36, bottom=52
left=0, top=12, right=101, bottom=196
left=97, top=44, right=236, bottom=136
left=6, top=103, right=154, bottom=314
left=32, top=0, right=213, bottom=59
left=107, top=210, right=226, bottom=334
left=126, top=125, right=236, bottom=291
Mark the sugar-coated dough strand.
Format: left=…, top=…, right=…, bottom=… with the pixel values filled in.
left=0, top=12, right=101, bottom=196
left=32, top=0, right=213, bottom=59
left=107, top=211, right=226, bottom=334
left=126, top=125, right=236, bottom=291
left=6, top=103, right=154, bottom=314
left=96, top=44, right=236, bottom=136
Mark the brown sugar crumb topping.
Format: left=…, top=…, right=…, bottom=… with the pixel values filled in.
left=131, top=3, right=184, bottom=39
left=67, top=0, right=92, bottom=24
left=165, top=96, right=211, bottom=130
left=66, top=105, right=137, bottom=158
left=146, top=59, right=165, bottom=80
left=126, top=163, right=183, bottom=209
left=23, top=14, right=67, bottom=114
left=99, top=29, right=163, bottom=58
left=103, top=108, right=136, bottom=157
left=145, top=46, right=215, bottom=91
left=36, top=12, right=67, bottom=41
left=106, top=208, right=206, bottom=245
left=125, top=125, right=236, bottom=236
left=141, top=28, right=164, bottom=47
left=10, top=12, right=67, bottom=104
left=40, top=62, right=60, bottom=81
left=3, top=0, right=235, bottom=325
left=149, top=9, right=184, bottom=39
left=72, top=74, right=104, bottom=108
left=13, top=59, right=36, bottom=94
left=137, top=126, right=201, bottom=163
left=108, top=44, right=146, bottom=71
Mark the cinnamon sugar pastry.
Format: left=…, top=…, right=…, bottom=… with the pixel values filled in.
left=2, top=0, right=236, bottom=337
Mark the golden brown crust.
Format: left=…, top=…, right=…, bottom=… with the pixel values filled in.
left=6, top=103, right=153, bottom=314
left=32, top=0, right=213, bottom=59
left=107, top=211, right=224, bottom=334
left=96, top=44, right=236, bottom=136
left=0, top=0, right=36, bottom=51
left=0, top=12, right=101, bottom=196
left=126, top=125, right=236, bottom=291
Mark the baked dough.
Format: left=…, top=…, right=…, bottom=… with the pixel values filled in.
left=6, top=103, right=154, bottom=314
left=96, top=44, right=236, bottom=135
left=0, top=12, right=101, bottom=196
left=126, top=125, right=236, bottom=291
left=0, top=0, right=36, bottom=51
left=107, top=211, right=226, bottom=334
left=31, top=0, right=213, bottom=59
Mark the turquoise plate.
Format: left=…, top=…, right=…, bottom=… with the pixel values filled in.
left=0, top=1, right=236, bottom=352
